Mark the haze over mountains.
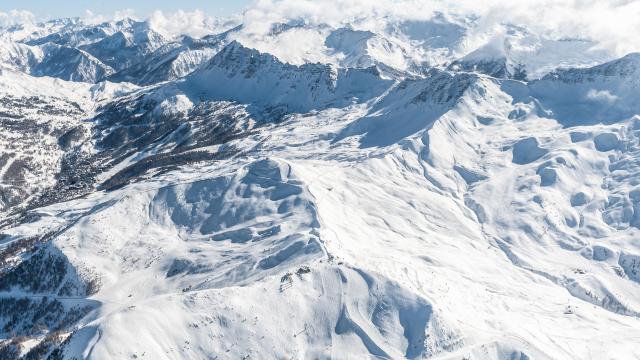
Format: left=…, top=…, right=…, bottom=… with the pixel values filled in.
left=1, top=1, right=640, bottom=359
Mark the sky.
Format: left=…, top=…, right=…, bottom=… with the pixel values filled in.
left=0, top=0, right=252, bottom=19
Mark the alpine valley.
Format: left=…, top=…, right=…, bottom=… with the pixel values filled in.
left=1, top=4, right=640, bottom=360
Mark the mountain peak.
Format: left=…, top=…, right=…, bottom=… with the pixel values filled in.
left=184, top=40, right=393, bottom=114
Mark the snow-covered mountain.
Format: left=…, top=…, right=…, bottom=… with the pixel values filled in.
left=325, top=27, right=426, bottom=75
left=448, top=25, right=611, bottom=81
left=182, top=40, right=394, bottom=115
left=80, top=21, right=169, bottom=72
left=107, top=33, right=226, bottom=85
left=1, top=7, right=640, bottom=360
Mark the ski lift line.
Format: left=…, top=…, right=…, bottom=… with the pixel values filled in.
left=279, top=283, right=293, bottom=292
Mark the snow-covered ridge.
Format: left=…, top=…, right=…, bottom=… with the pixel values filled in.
left=183, top=40, right=394, bottom=113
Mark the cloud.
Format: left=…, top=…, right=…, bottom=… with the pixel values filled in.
left=239, top=0, right=640, bottom=57
left=0, top=10, right=36, bottom=28
left=82, top=9, right=139, bottom=25
left=586, top=89, right=618, bottom=104
left=148, top=10, right=240, bottom=39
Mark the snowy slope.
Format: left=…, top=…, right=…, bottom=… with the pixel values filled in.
left=0, top=38, right=38, bottom=72
left=2, top=8, right=640, bottom=360
left=32, top=43, right=115, bottom=82
left=0, top=37, right=114, bottom=83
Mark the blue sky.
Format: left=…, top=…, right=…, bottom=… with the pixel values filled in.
left=0, top=0, right=253, bottom=19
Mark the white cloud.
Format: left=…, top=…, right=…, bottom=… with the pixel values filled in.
left=148, top=10, right=210, bottom=39
left=113, top=9, right=138, bottom=21
left=0, top=10, right=36, bottom=28
left=239, top=0, right=640, bottom=57
left=586, top=89, right=619, bottom=104
left=148, top=10, right=240, bottom=39
left=82, top=9, right=140, bottom=25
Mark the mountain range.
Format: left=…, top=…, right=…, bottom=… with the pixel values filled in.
left=0, top=12, right=639, bottom=360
